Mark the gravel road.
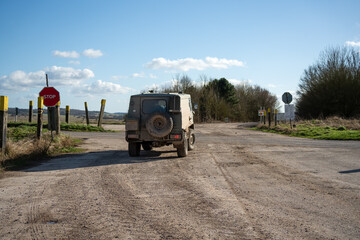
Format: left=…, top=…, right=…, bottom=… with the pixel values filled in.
left=0, top=123, right=359, bottom=239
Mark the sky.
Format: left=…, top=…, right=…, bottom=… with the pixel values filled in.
left=1, top=0, right=360, bottom=113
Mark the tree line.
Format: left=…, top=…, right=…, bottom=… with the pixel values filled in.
left=152, top=75, right=277, bottom=123
left=296, top=46, right=360, bottom=119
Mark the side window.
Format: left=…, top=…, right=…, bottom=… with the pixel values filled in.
left=189, top=99, right=192, bottom=111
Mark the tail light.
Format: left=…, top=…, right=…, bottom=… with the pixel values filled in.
left=170, top=134, right=182, bottom=140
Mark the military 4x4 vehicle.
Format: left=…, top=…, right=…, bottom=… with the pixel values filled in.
left=125, top=92, right=195, bottom=157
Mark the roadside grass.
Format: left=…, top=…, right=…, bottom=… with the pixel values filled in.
left=7, top=122, right=112, bottom=132
left=1, top=123, right=86, bottom=171
left=60, top=123, right=112, bottom=132
left=254, top=117, right=360, bottom=140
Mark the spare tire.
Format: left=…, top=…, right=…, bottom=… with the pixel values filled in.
left=146, top=112, right=173, bottom=138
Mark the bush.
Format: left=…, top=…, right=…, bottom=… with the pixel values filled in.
left=337, top=126, right=346, bottom=131
left=297, top=47, right=360, bottom=119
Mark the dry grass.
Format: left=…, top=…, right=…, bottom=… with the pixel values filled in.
left=0, top=133, right=83, bottom=170
left=256, top=116, right=360, bottom=140
left=1, top=138, right=50, bottom=170
left=299, top=116, right=360, bottom=130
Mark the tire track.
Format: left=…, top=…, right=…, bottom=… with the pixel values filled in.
left=208, top=143, right=360, bottom=239
left=209, top=152, right=268, bottom=239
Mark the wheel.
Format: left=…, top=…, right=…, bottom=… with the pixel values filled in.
left=142, top=142, right=153, bottom=151
left=188, top=130, right=195, bottom=151
left=177, top=137, right=188, bottom=157
left=128, top=142, right=140, bottom=157
left=146, top=112, right=173, bottom=138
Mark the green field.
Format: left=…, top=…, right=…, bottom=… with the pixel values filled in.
left=255, top=117, right=360, bottom=140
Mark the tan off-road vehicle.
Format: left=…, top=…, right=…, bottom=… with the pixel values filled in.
left=125, top=92, right=195, bottom=157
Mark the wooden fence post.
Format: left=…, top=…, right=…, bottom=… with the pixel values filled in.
left=65, top=105, right=70, bottom=124
left=29, top=101, right=33, bottom=123
left=84, top=102, right=89, bottom=125
left=275, top=109, right=278, bottom=126
left=37, top=97, right=43, bottom=140
left=98, top=99, right=106, bottom=127
left=47, top=107, right=51, bottom=130
left=15, top=107, right=18, bottom=122
left=0, top=96, right=8, bottom=155
left=268, top=108, right=271, bottom=127
left=56, top=101, right=61, bottom=135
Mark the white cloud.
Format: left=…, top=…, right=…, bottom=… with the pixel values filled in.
left=82, top=49, right=103, bottom=58
left=111, top=75, right=127, bottom=80
left=228, top=78, right=252, bottom=86
left=149, top=74, right=157, bottom=79
left=53, top=50, right=80, bottom=58
left=69, top=60, right=81, bottom=65
left=345, top=41, right=360, bottom=47
left=112, top=73, right=157, bottom=80
left=146, top=57, right=245, bottom=71
left=0, top=70, right=45, bottom=91
left=0, top=66, right=95, bottom=91
left=268, top=84, right=277, bottom=88
left=74, top=80, right=134, bottom=95
left=131, top=73, right=145, bottom=78
left=26, top=93, right=39, bottom=99
left=45, top=66, right=94, bottom=81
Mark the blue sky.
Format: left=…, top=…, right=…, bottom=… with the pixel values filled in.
left=1, top=0, right=360, bottom=113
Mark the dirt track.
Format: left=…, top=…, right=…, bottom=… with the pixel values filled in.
left=0, top=123, right=359, bottom=239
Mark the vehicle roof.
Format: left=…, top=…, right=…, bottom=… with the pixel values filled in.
left=131, top=93, right=191, bottom=98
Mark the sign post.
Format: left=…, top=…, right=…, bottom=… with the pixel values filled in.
left=55, top=101, right=60, bottom=135
left=258, top=109, right=265, bottom=123
left=39, top=86, right=60, bottom=137
left=282, top=92, right=293, bottom=128
left=263, top=108, right=266, bottom=124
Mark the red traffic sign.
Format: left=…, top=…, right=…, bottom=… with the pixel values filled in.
left=39, top=87, right=60, bottom=107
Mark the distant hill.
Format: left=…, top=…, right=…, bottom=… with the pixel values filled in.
left=7, top=108, right=126, bottom=120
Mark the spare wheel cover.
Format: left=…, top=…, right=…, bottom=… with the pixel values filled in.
left=146, top=112, right=173, bottom=138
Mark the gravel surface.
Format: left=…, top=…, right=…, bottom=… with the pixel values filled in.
left=0, top=123, right=359, bottom=239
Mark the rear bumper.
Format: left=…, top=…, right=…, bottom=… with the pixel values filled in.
left=126, top=130, right=183, bottom=143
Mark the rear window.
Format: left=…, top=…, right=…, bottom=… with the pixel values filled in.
left=142, top=99, right=167, bottom=114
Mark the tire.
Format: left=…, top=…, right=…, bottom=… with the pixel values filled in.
left=146, top=112, right=173, bottom=138
left=188, top=130, right=195, bottom=151
left=142, top=142, right=153, bottom=151
left=177, top=137, right=188, bottom=157
left=128, top=142, right=140, bottom=157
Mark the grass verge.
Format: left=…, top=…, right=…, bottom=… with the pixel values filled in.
left=7, top=122, right=112, bottom=132
left=1, top=124, right=86, bottom=171
left=60, top=123, right=111, bottom=132
left=254, top=117, right=360, bottom=140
